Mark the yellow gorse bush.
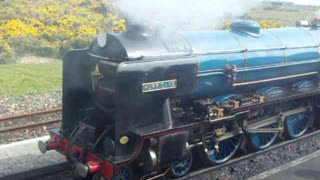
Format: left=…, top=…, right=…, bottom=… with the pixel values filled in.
left=256, top=20, right=284, bottom=29
left=0, top=0, right=126, bottom=63
left=4, top=19, right=39, bottom=37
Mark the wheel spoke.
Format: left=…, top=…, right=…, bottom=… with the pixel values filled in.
left=205, top=135, right=242, bottom=164
left=248, top=104, right=280, bottom=150
left=112, top=167, right=132, bottom=180
left=249, top=122, right=278, bottom=150
left=286, top=110, right=312, bottom=138
left=171, top=153, right=193, bottom=177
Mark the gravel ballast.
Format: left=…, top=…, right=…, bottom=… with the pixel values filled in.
left=191, top=133, right=320, bottom=180
left=0, top=91, right=62, bottom=144
left=0, top=90, right=62, bottom=117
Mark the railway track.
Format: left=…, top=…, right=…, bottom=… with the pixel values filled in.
left=178, top=129, right=320, bottom=180
left=6, top=128, right=319, bottom=180
left=1, top=108, right=318, bottom=179
left=0, top=108, right=62, bottom=135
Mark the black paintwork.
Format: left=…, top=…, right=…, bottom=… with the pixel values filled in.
left=89, top=25, right=192, bottom=61
left=62, top=49, right=94, bottom=132
left=114, top=57, right=198, bottom=131
left=62, top=28, right=198, bottom=166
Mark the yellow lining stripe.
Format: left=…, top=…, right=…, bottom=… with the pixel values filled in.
left=233, top=72, right=319, bottom=87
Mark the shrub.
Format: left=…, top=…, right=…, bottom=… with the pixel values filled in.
left=0, top=0, right=126, bottom=63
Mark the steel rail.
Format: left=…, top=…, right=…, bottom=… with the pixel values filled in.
left=0, top=107, right=62, bottom=122
left=0, top=119, right=61, bottom=133
left=4, top=129, right=320, bottom=180
left=177, top=129, right=320, bottom=180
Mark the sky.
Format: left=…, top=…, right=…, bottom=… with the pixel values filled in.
left=271, top=0, right=320, bottom=5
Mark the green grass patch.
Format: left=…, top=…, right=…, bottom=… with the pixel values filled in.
left=0, top=61, right=62, bottom=96
left=248, top=6, right=318, bottom=26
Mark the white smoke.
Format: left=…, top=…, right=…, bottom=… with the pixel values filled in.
left=113, top=0, right=259, bottom=30
left=316, top=10, right=320, bottom=18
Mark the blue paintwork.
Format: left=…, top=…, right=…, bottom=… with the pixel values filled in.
left=250, top=123, right=279, bottom=150
left=286, top=111, right=312, bottom=138
left=292, top=80, right=316, bottom=90
left=112, top=167, right=132, bottom=180
left=206, top=121, right=242, bottom=164
left=256, top=86, right=286, bottom=99
left=180, top=20, right=320, bottom=98
left=311, top=24, right=320, bottom=30
left=230, top=20, right=261, bottom=37
left=171, top=153, right=193, bottom=177
left=211, top=94, right=236, bottom=105
left=207, top=134, right=242, bottom=164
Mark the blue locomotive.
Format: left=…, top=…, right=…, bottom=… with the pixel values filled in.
left=39, top=20, right=320, bottom=179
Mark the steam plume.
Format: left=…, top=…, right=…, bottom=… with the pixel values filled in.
left=112, top=0, right=259, bottom=30
left=316, top=10, right=320, bottom=18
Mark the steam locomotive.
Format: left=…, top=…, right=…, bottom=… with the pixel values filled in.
left=39, top=20, right=320, bottom=180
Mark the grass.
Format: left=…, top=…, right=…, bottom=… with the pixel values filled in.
left=0, top=60, right=62, bottom=96
left=248, top=6, right=318, bottom=26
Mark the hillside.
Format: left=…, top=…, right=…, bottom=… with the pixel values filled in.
left=248, top=5, right=318, bottom=26
left=0, top=0, right=125, bottom=64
